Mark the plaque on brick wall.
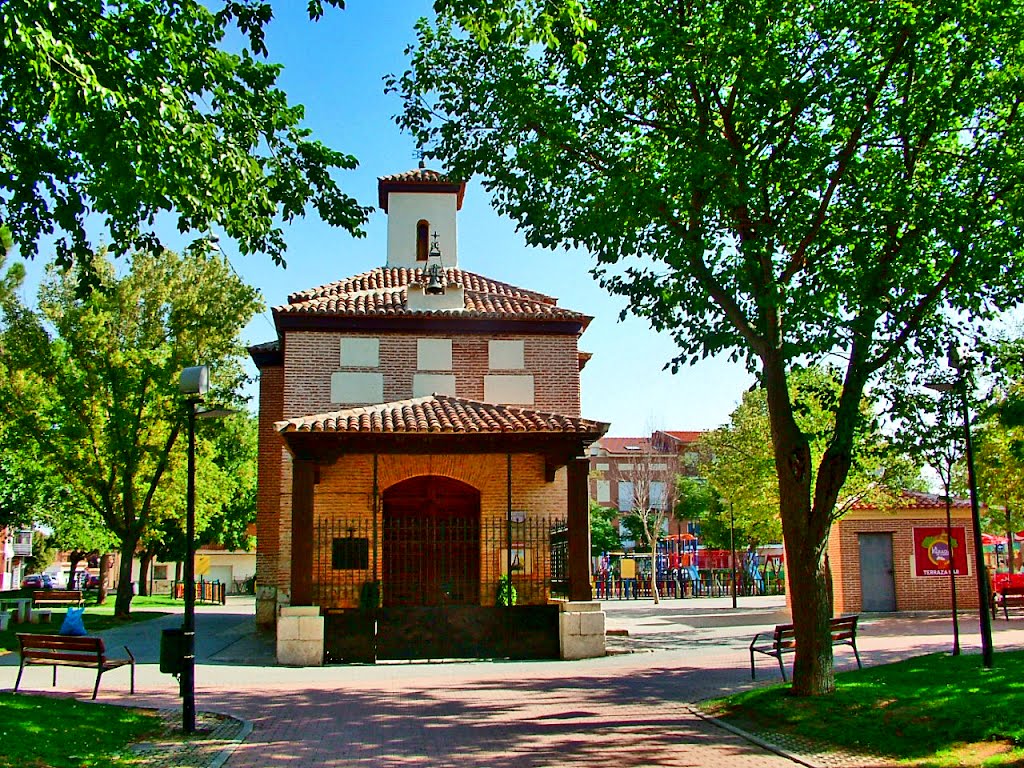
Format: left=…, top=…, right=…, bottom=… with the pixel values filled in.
left=332, top=537, right=370, bottom=570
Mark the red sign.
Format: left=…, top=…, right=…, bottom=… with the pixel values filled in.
left=913, top=527, right=968, bottom=577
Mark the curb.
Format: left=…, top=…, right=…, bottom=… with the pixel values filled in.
left=688, top=705, right=820, bottom=767
left=207, top=712, right=253, bottom=768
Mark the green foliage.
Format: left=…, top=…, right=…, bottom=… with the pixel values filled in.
left=396, top=0, right=1024, bottom=692
left=497, top=574, right=518, bottom=606
left=0, top=0, right=367, bottom=283
left=0, top=692, right=161, bottom=767
left=0, top=248, right=260, bottom=615
left=675, top=476, right=731, bottom=548
left=589, top=500, right=621, bottom=555
left=23, top=531, right=57, bottom=574
left=701, top=367, right=916, bottom=542
left=711, top=651, right=1024, bottom=764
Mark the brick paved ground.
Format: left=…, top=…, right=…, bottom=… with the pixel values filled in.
left=4, top=596, right=1023, bottom=767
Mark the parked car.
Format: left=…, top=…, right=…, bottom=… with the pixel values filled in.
left=22, top=573, right=55, bottom=590
left=85, top=574, right=101, bottom=589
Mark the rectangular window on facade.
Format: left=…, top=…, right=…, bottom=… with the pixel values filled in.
left=153, top=565, right=168, bottom=580
left=417, top=338, right=453, bottom=370
left=596, top=462, right=610, bottom=471
left=483, top=374, right=534, bottom=405
left=596, top=479, right=611, bottom=503
left=332, top=538, right=370, bottom=570
left=650, top=481, right=666, bottom=510
left=618, top=481, right=634, bottom=512
left=488, top=339, right=525, bottom=369
left=340, top=337, right=380, bottom=368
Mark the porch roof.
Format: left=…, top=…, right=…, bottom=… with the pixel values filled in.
left=276, top=394, right=608, bottom=437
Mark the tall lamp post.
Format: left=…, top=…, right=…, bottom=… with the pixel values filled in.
left=927, top=347, right=994, bottom=669
left=178, top=366, right=235, bottom=732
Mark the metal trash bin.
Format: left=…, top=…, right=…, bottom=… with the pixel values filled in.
left=160, top=628, right=185, bottom=674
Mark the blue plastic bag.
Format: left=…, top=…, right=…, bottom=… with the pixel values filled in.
left=59, top=606, right=87, bottom=636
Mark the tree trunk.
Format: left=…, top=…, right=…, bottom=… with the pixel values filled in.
left=67, top=552, right=82, bottom=590
left=96, top=553, right=110, bottom=605
left=138, top=551, right=153, bottom=597
left=114, top=538, right=139, bottom=617
left=650, top=538, right=660, bottom=604
left=764, top=360, right=836, bottom=696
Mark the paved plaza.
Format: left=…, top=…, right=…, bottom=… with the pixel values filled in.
left=4, top=596, right=1023, bottom=767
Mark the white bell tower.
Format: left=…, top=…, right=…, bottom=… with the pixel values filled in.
left=378, top=166, right=466, bottom=269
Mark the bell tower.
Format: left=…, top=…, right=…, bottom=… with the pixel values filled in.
left=378, top=165, right=466, bottom=269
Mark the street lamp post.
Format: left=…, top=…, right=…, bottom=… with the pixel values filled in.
left=177, top=366, right=235, bottom=733
left=729, top=502, right=737, bottom=609
left=179, top=366, right=208, bottom=734
left=927, top=348, right=994, bottom=668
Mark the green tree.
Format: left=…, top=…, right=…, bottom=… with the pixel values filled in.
left=589, top=500, right=620, bottom=557
left=0, top=1, right=368, bottom=282
left=390, top=2, right=1024, bottom=691
left=0, top=248, right=260, bottom=615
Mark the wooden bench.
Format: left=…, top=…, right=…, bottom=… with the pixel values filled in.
left=14, top=634, right=135, bottom=700
left=750, top=615, right=862, bottom=681
left=32, top=589, right=83, bottom=608
left=993, top=586, right=1024, bottom=620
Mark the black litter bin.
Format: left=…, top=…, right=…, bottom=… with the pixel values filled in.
left=160, top=628, right=185, bottom=674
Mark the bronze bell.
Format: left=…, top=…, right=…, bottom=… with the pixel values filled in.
left=425, top=262, right=445, bottom=295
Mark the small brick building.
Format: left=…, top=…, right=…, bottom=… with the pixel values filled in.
left=829, top=490, right=982, bottom=613
left=250, top=167, right=608, bottom=661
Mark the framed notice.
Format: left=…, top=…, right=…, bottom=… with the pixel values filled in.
left=913, top=526, right=968, bottom=577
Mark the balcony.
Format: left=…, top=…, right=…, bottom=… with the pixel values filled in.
left=12, top=531, right=33, bottom=557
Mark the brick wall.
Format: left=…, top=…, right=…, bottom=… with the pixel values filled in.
left=283, top=330, right=581, bottom=417
left=280, top=451, right=569, bottom=609
left=255, top=365, right=285, bottom=590
left=830, top=508, right=981, bottom=612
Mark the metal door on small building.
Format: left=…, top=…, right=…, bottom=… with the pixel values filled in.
left=858, top=533, right=897, bottom=611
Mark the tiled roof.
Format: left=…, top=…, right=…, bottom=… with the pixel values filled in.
left=276, top=395, right=609, bottom=436
left=850, top=489, right=972, bottom=510
left=661, top=430, right=705, bottom=444
left=378, top=167, right=457, bottom=183
left=377, top=167, right=467, bottom=211
left=275, top=267, right=588, bottom=324
left=595, top=437, right=654, bottom=455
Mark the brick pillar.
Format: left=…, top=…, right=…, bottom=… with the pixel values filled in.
left=290, top=458, right=316, bottom=606
left=567, top=457, right=592, bottom=602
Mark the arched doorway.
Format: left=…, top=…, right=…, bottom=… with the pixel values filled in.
left=382, top=475, right=481, bottom=607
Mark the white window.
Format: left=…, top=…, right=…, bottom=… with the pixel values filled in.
left=488, top=339, right=525, bottom=369
left=596, top=463, right=610, bottom=471
left=417, top=338, right=452, bottom=370
left=340, top=337, right=379, bottom=368
left=596, top=480, right=611, bottom=503
left=651, top=463, right=668, bottom=471
left=619, top=463, right=634, bottom=471
left=618, top=481, right=634, bottom=512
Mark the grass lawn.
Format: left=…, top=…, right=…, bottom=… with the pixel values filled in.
left=707, top=650, right=1024, bottom=767
left=0, top=692, right=161, bottom=767
left=0, top=592, right=177, bottom=653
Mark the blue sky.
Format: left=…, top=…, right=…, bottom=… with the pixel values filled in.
left=13, top=2, right=753, bottom=437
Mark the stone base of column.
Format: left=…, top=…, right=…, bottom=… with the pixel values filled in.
left=277, top=606, right=324, bottom=666
left=558, top=601, right=606, bottom=660
left=255, top=585, right=278, bottom=627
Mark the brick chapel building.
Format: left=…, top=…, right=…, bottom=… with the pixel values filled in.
left=250, top=167, right=608, bottom=662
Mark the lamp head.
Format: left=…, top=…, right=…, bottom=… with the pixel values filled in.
left=179, top=366, right=210, bottom=397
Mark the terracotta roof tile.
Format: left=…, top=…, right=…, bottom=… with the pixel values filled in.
left=275, top=267, right=587, bottom=324
left=276, top=395, right=609, bottom=436
left=661, top=430, right=705, bottom=444
left=850, top=489, right=972, bottom=510
left=378, top=167, right=458, bottom=183
left=595, top=437, right=654, bottom=454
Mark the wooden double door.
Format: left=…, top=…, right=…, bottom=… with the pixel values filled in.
left=382, top=475, right=481, bottom=607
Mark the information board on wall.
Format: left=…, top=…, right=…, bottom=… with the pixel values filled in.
left=913, top=526, right=968, bottom=577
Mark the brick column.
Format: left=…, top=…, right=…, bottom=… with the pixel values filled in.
left=290, top=458, right=316, bottom=606
left=567, top=457, right=592, bottom=602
